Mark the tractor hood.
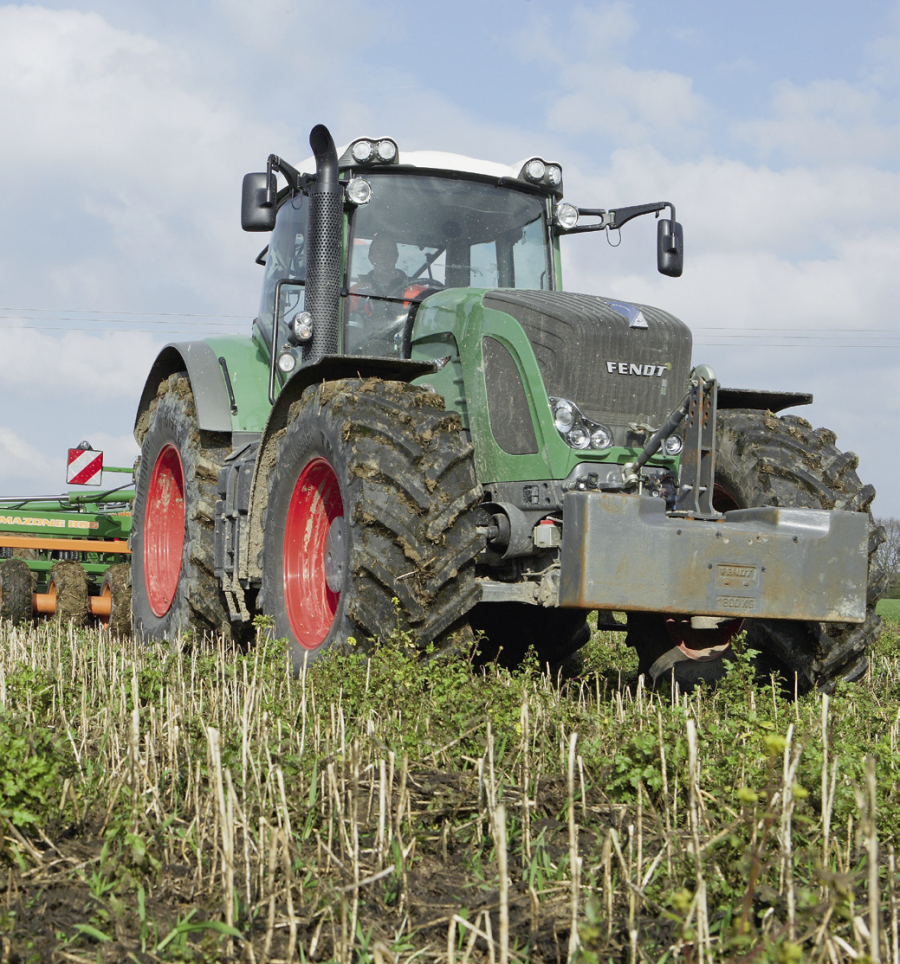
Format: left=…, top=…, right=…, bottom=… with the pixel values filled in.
left=482, top=289, right=693, bottom=445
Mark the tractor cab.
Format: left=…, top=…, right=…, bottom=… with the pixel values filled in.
left=246, top=134, right=566, bottom=388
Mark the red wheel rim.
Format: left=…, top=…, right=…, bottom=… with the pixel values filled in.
left=144, top=444, right=185, bottom=617
left=284, top=457, right=343, bottom=648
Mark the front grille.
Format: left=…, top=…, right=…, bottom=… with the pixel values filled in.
left=484, top=290, right=693, bottom=441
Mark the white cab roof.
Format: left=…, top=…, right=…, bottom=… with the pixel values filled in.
left=296, top=142, right=550, bottom=181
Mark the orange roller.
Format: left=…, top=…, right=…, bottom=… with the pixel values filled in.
left=33, top=588, right=56, bottom=615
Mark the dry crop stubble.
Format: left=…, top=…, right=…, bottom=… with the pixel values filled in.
left=0, top=613, right=896, bottom=962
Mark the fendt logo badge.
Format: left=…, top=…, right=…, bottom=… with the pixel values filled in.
left=606, top=362, right=667, bottom=377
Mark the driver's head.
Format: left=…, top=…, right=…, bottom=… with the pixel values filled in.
left=368, top=234, right=399, bottom=268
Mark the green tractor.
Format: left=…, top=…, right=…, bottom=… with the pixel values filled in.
left=130, top=124, right=882, bottom=691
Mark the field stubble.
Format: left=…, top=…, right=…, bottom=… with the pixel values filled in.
left=0, top=613, right=898, bottom=964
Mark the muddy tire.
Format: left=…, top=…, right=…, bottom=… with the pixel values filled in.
left=50, top=560, right=89, bottom=626
left=260, top=379, right=483, bottom=671
left=713, top=409, right=883, bottom=692
left=0, top=559, right=33, bottom=625
left=100, top=563, right=132, bottom=637
left=131, top=372, right=232, bottom=643
left=633, top=409, right=883, bottom=693
left=469, top=603, right=591, bottom=674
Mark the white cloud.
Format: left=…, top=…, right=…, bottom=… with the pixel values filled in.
left=548, top=63, right=707, bottom=145
left=732, top=78, right=899, bottom=166
left=0, top=427, right=56, bottom=490
left=514, top=4, right=709, bottom=150
left=560, top=146, right=900, bottom=273
left=0, top=5, right=273, bottom=313
left=0, top=329, right=168, bottom=402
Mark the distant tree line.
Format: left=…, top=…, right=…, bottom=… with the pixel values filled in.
left=876, top=517, right=900, bottom=598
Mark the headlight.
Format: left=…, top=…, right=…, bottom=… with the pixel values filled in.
left=550, top=396, right=614, bottom=451
left=664, top=436, right=683, bottom=455
left=567, top=426, right=591, bottom=449
left=375, top=138, right=397, bottom=162
left=347, top=177, right=372, bottom=205
left=291, top=312, right=313, bottom=343
left=351, top=140, right=374, bottom=163
left=556, top=202, right=579, bottom=230
left=277, top=349, right=297, bottom=373
left=591, top=427, right=612, bottom=450
left=524, top=158, right=546, bottom=182
left=553, top=399, right=575, bottom=433
left=546, top=165, right=562, bottom=186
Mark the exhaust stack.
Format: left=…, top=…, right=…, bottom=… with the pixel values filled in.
left=305, top=124, right=342, bottom=361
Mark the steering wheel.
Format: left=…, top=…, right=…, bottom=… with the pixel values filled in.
left=347, top=281, right=442, bottom=355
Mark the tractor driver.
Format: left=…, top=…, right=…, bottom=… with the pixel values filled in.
left=357, top=234, right=409, bottom=297
left=346, top=234, right=413, bottom=354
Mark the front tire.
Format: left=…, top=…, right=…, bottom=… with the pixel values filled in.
left=628, top=409, right=883, bottom=693
left=260, top=379, right=483, bottom=671
left=714, top=409, right=883, bottom=692
left=131, top=373, right=232, bottom=643
left=469, top=603, right=591, bottom=675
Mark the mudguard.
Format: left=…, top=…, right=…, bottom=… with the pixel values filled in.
left=133, top=338, right=274, bottom=439
left=135, top=342, right=235, bottom=437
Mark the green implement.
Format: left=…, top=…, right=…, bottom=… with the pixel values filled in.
left=0, top=453, right=133, bottom=630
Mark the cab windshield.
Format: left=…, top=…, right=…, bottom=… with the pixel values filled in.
left=346, top=173, right=551, bottom=355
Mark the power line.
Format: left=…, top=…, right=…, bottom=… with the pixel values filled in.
left=693, top=335, right=899, bottom=341
left=0, top=326, right=244, bottom=334
left=0, top=306, right=246, bottom=319
left=695, top=343, right=898, bottom=349
left=693, top=326, right=897, bottom=333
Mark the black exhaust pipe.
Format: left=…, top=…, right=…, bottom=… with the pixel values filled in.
left=305, top=124, right=342, bottom=361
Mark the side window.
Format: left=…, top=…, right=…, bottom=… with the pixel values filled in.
left=258, top=195, right=308, bottom=341
left=470, top=241, right=499, bottom=288
left=512, top=216, right=549, bottom=290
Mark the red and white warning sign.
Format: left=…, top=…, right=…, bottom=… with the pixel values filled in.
left=67, top=448, right=104, bottom=486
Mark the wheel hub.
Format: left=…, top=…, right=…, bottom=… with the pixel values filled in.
left=324, top=517, right=345, bottom=593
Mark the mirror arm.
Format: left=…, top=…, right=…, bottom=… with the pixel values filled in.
left=555, top=203, right=676, bottom=234
left=265, top=155, right=309, bottom=203
left=607, top=201, right=675, bottom=230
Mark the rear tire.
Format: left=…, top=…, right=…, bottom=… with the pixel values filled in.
left=131, top=373, right=232, bottom=643
left=0, top=559, right=33, bottom=626
left=260, top=379, right=483, bottom=671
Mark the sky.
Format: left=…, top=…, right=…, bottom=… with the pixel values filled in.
left=0, top=0, right=898, bottom=515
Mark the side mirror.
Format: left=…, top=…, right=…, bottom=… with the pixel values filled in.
left=657, top=219, right=684, bottom=277
left=241, top=172, right=277, bottom=232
